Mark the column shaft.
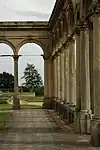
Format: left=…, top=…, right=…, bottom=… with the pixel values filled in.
left=93, top=16, right=100, bottom=117
left=44, top=60, right=48, bottom=98
left=13, top=55, right=20, bottom=109
left=75, top=33, right=81, bottom=133
left=57, top=54, right=60, bottom=101
left=54, top=57, right=57, bottom=99
left=43, top=59, right=51, bottom=108
left=60, top=50, right=64, bottom=102
left=91, top=12, right=100, bottom=146
left=69, top=41, right=76, bottom=105
left=64, top=45, right=69, bottom=103
left=80, top=27, right=91, bottom=133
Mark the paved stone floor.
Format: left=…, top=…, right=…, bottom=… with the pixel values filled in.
left=0, top=109, right=99, bottom=149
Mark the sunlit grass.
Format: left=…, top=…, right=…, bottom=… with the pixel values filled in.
left=0, top=92, right=44, bottom=109
left=19, top=95, right=43, bottom=102
left=0, top=104, right=12, bottom=110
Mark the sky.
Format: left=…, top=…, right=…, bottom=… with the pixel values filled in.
left=0, top=0, right=56, bottom=85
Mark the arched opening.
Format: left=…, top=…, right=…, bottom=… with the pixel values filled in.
left=18, top=43, right=44, bottom=108
left=0, top=43, right=14, bottom=109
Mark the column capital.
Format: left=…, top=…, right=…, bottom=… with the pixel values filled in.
left=78, top=18, right=92, bottom=31
left=13, top=55, right=20, bottom=61
left=67, top=36, right=75, bottom=44
left=73, top=25, right=80, bottom=35
left=90, top=1, right=100, bottom=15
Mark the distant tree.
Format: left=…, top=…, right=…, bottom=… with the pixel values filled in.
left=21, top=63, right=43, bottom=92
left=0, top=72, right=14, bottom=91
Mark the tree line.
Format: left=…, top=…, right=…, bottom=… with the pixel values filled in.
left=0, top=63, right=44, bottom=95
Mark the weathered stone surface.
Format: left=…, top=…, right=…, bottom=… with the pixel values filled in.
left=0, top=109, right=98, bottom=150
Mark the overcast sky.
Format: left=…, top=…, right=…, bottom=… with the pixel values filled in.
left=0, top=0, right=56, bottom=85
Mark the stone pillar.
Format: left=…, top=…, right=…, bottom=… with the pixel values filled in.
left=43, top=58, right=50, bottom=108
left=44, top=59, right=48, bottom=99
left=69, top=38, right=76, bottom=105
left=64, top=44, right=69, bottom=104
left=60, top=49, right=65, bottom=103
left=13, top=55, right=20, bottom=109
left=48, top=59, right=52, bottom=108
left=79, top=22, right=91, bottom=134
left=54, top=56, right=57, bottom=107
left=57, top=53, right=60, bottom=102
left=55, top=53, right=60, bottom=112
left=91, top=7, right=100, bottom=146
left=75, top=31, right=81, bottom=133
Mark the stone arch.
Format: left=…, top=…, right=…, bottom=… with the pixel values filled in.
left=18, top=42, right=44, bottom=87
left=16, top=38, right=45, bottom=55
left=0, top=39, right=15, bottom=54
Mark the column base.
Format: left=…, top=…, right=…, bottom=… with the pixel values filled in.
left=59, top=100, right=64, bottom=116
left=43, top=97, right=52, bottom=109
left=55, top=98, right=60, bottom=112
left=12, top=96, right=20, bottom=109
left=75, top=109, right=81, bottom=133
left=68, top=104, right=76, bottom=124
left=80, top=110, right=91, bottom=134
left=91, top=117, right=100, bottom=146
left=12, top=105, right=21, bottom=109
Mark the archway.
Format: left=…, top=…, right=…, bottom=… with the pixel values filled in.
left=18, top=43, right=44, bottom=108
left=0, top=43, right=14, bottom=109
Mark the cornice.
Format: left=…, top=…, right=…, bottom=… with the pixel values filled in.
left=49, top=0, right=66, bottom=30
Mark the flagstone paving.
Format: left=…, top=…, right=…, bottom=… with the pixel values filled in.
left=0, top=109, right=99, bottom=149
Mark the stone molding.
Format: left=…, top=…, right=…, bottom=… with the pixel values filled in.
left=90, top=1, right=100, bottom=15
left=77, top=18, right=92, bottom=31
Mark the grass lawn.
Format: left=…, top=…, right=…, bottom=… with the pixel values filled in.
left=0, top=104, right=12, bottom=110
left=19, top=95, right=43, bottom=102
left=21, top=104, right=42, bottom=109
left=0, top=92, right=44, bottom=109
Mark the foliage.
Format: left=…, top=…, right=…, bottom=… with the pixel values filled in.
left=0, top=72, right=14, bottom=91
left=34, top=86, right=44, bottom=96
left=0, top=100, right=8, bottom=104
left=22, top=63, right=43, bottom=92
left=19, top=86, right=30, bottom=92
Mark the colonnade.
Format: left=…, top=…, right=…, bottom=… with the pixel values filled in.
left=43, top=3, right=100, bottom=146
left=5, top=0, right=100, bottom=146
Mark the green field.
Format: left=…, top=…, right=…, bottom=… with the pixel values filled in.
left=0, top=92, right=44, bottom=129
left=0, top=93, right=44, bottom=128
left=19, top=95, right=43, bottom=102
left=0, top=92, right=44, bottom=109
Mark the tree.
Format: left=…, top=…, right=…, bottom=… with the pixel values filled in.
left=21, top=63, right=43, bottom=92
left=0, top=72, right=14, bottom=91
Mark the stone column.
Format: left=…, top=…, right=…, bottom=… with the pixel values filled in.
left=51, top=57, right=56, bottom=109
left=48, top=59, right=52, bottom=108
left=13, top=55, right=20, bottom=109
left=54, top=56, right=57, bottom=107
left=75, top=31, right=81, bottom=133
left=44, top=59, right=48, bottom=98
left=56, top=53, right=60, bottom=112
left=57, top=53, right=60, bottom=102
left=79, top=22, right=91, bottom=134
left=43, top=58, right=50, bottom=108
left=91, top=7, right=100, bottom=146
left=69, top=38, right=76, bottom=105
left=64, top=44, right=69, bottom=104
left=60, top=49, right=65, bottom=103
